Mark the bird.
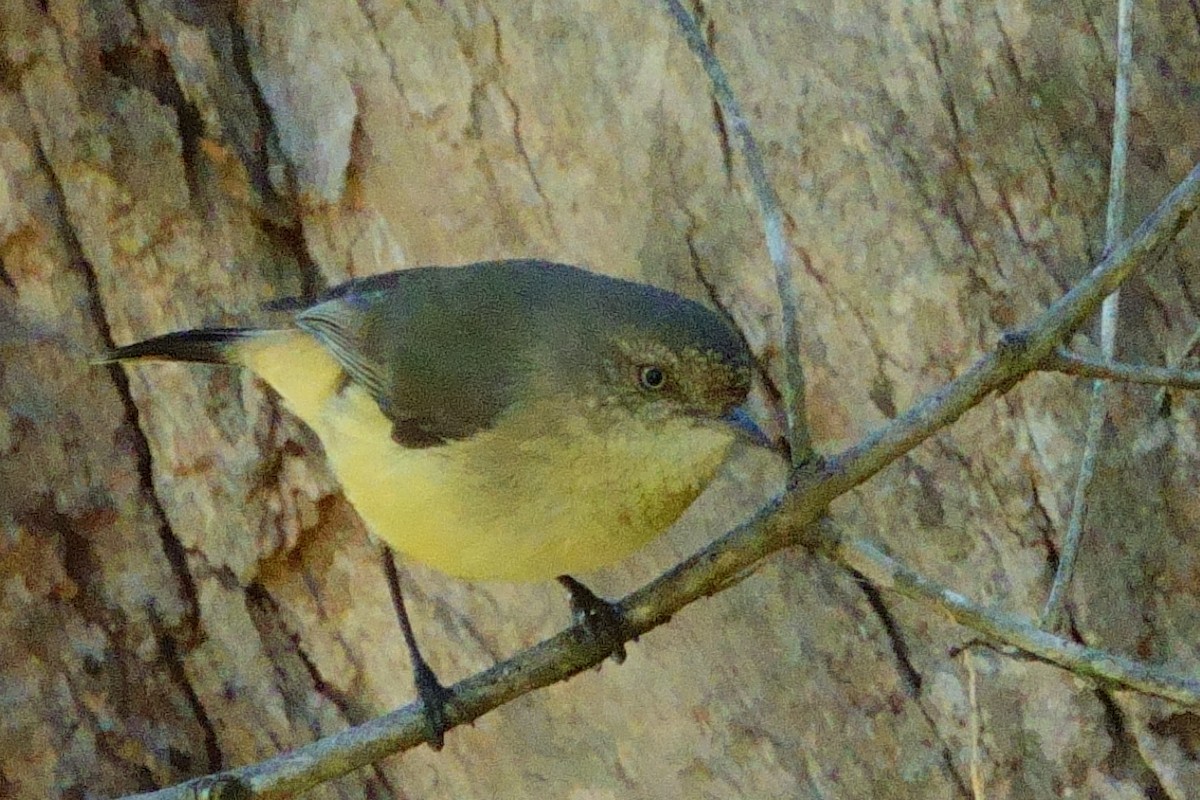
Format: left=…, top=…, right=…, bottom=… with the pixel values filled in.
left=100, top=259, right=770, bottom=747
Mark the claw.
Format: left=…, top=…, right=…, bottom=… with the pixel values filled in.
left=411, top=654, right=454, bottom=750
left=556, top=575, right=633, bottom=664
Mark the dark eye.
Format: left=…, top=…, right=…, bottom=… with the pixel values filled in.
left=638, top=365, right=666, bottom=391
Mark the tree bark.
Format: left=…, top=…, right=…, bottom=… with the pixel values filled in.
left=3, top=1, right=1199, bottom=798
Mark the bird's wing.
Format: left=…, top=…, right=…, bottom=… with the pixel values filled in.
left=294, top=268, right=526, bottom=447
left=294, top=299, right=391, bottom=403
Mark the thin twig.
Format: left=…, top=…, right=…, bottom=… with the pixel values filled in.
left=802, top=748, right=833, bottom=800
left=121, top=156, right=1200, bottom=800
left=837, top=532, right=1200, bottom=704
left=1041, top=0, right=1135, bottom=630
left=962, top=649, right=985, bottom=800
left=1178, top=324, right=1200, bottom=363
left=656, top=0, right=811, bottom=464
left=1041, top=381, right=1106, bottom=625
left=1153, top=320, right=1200, bottom=410
left=1043, top=346, right=1200, bottom=388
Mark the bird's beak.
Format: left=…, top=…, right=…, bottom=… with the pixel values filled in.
left=721, top=405, right=774, bottom=449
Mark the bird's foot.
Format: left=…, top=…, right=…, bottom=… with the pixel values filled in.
left=410, top=653, right=454, bottom=750
left=556, top=575, right=633, bottom=664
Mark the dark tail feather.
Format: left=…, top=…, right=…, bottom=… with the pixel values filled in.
left=96, top=328, right=259, bottom=365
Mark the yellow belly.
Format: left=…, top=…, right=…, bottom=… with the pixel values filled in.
left=239, top=330, right=735, bottom=581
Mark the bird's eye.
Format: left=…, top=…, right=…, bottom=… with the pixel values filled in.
left=638, top=365, right=667, bottom=391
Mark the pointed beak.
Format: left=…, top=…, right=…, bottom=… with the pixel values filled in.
left=721, top=404, right=773, bottom=449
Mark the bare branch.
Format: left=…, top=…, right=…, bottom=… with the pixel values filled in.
left=1042, top=0, right=1135, bottom=629
left=655, top=0, right=811, bottom=464
left=1043, top=346, right=1200, bottom=389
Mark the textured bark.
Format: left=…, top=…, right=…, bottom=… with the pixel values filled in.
left=2, top=1, right=1199, bottom=798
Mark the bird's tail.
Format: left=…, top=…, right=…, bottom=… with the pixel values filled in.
left=95, top=328, right=264, bottom=365
left=98, top=327, right=338, bottom=424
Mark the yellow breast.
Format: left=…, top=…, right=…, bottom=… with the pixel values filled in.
left=238, top=330, right=735, bottom=581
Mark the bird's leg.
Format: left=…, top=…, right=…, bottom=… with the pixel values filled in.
left=556, top=575, right=634, bottom=664
left=381, top=550, right=453, bottom=749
